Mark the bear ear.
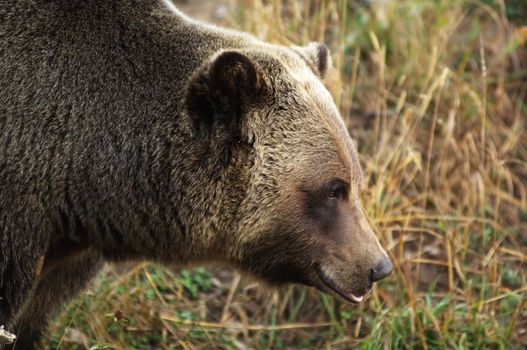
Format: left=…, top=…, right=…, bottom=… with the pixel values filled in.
left=292, top=42, right=332, bottom=79
left=186, top=51, right=265, bottom=136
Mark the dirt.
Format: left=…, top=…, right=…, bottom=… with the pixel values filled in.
left=172, top=0, right=229, bottom=22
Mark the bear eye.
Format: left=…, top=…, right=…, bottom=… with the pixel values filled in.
left=327, top=181, right=347, bottom=200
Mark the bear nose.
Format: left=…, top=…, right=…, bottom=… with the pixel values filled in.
left=370, top=257, right=393, bottom=283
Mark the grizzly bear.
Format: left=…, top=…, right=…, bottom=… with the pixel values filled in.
left=0, top=0, right=393, bottom=348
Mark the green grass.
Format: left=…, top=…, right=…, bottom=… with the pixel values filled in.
left=42, top=0, right=527, bottom=349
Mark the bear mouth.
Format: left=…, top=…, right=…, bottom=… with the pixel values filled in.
left=315, top=264, right=364, bottom=304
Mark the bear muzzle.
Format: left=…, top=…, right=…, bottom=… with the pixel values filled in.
left=315, top=263, right=365, bottom=303
left=314, top=254, right=393, bottom=304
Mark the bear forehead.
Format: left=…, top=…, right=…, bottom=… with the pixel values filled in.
left=254, top=48, right=364, bottom=188
left=289, top=74, right=364, bottom=189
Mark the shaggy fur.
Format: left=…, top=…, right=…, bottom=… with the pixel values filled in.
left=0, top=0, right=391, bottom=348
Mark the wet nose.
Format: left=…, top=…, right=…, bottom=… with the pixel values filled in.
left=370, top=257, right=393, bottom=282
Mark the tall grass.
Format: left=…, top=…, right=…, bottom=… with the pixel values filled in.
left=42, top=0, right=526, bottom=349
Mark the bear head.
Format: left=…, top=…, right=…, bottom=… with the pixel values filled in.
left=184, top=43, right=392, bottom=303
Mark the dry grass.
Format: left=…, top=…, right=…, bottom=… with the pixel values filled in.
left=42, top=0, right=527, bottom=349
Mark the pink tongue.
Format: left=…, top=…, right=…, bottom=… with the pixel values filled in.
left=349, top=294, right=363, bottom=303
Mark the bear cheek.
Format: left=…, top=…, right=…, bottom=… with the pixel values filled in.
left=238, top=222, right=323, bottom=286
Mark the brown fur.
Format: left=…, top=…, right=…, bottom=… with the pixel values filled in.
left=0, top=1, right=391, bottom=348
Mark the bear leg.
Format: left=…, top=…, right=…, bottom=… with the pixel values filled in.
left=6, top=250, right=103, bottom=350
left=0, top=214, right=48, bottom=343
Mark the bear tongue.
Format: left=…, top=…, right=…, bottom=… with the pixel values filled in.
left=348, top=293, right=364, bottom=303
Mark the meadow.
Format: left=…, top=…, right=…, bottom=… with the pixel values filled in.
left=42, top=0, right=526, bottom=349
